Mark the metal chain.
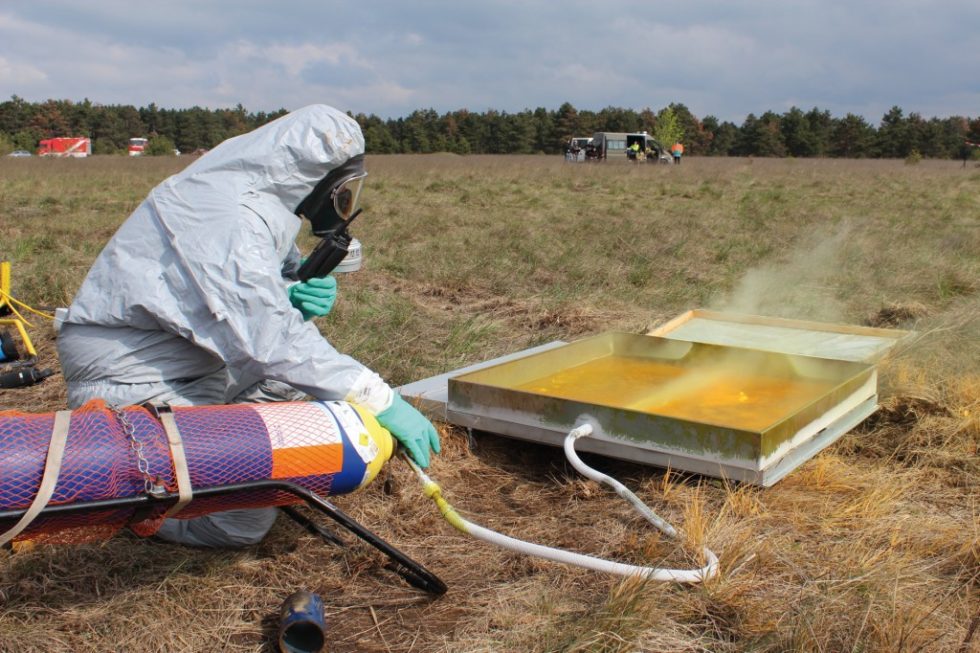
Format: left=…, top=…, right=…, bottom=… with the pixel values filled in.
left=109, top=404, right=166, bottom=497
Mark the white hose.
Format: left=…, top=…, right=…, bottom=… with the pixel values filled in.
left=408, top=423, right=719, bottom=584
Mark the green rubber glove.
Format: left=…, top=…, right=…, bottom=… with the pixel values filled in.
left=375, top=394, right=441, bottom=468
left=288, top=276, right=337, bottom=320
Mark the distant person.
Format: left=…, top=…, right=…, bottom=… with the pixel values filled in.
left=628, top=141, right=641, bottom=161
left=671, top=142, right=684, bottom=164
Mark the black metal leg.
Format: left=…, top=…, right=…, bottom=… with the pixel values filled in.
left=297, top=490, right=448, bottom=595
left=281, top=505, right=345, bottom=547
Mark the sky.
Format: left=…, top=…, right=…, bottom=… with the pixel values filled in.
left=1, top=1, right=977, bottom=124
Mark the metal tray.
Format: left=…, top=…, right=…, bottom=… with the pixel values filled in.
left=447, top=332, right=877, bottom=485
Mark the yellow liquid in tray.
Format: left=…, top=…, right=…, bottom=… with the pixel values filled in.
left=513, top=355, right=837, bottom=431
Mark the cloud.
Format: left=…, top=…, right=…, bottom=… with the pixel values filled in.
left=0, top=1, right=976, bottom=121
left=262, top=43, right=370, bottom=79
left=0, top=56, right=47, bottom=85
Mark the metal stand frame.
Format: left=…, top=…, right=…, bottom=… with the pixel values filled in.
left=0, top=479, right=447, bottom=595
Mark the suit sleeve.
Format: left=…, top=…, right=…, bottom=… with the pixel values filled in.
left=167, top=207, right=393, bottom=413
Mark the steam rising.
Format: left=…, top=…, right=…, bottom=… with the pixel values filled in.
left=710, top=223, right=854, bottom=322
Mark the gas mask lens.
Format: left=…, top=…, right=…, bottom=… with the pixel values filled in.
left=332, top=172, right=366, bottom=221
left=296, top=154, right=367, bottom=237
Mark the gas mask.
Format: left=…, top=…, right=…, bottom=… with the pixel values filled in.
left=294, top=154, right=367, bottom=281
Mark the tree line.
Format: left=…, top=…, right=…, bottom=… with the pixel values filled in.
left=2, top=96, right=978, bottom=160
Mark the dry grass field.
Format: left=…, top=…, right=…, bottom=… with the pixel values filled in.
left=0, top=154, right=977, bottom=652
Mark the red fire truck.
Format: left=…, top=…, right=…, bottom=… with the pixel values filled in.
left=128, top=137, right=149, bottom=156
left=37, top=137, right=91, bottom=158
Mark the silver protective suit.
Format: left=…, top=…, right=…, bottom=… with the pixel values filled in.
left=57, top=105, right=394, bottom=547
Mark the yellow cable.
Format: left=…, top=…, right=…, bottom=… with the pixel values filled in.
left=0, top=297, right=33, bottom=327
left=0, top=289, right=55, bottom=321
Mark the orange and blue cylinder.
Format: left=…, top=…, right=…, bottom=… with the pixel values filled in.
left=0, top=399, right=394, bottom=542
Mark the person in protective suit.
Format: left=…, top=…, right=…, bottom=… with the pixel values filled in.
left=57, top=104, right=440, bottom=548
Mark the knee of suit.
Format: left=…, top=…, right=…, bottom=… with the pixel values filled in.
left=155, top=507, right=279, bottom=548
